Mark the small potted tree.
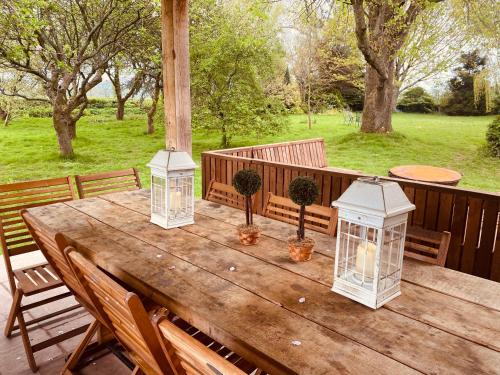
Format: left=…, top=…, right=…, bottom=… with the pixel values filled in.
left=288, top=176, right=319, bottom=262
left=233, top=169, right=262, bottom=245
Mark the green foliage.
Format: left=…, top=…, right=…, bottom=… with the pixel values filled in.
left=441, top=50, right=490, bottom=116
left=397, top=87, right=436, bottom=113
left=190, top=0, right=287, bottom=148
left=0, top=113, right=498, bottom=194
left=486, top=117, right=500, bottom=158
left=87, top=98, right=116, bottom=109
left=27, top=105, right=53, bottom=118
left=288, top=177, right=318, bottom=207
left=232, top=169, right=261, bottom=197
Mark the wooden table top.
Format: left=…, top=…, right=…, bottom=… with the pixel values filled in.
left=27, top=190, right=500, bottom=375
left=389, top=165, right=462, bottom=185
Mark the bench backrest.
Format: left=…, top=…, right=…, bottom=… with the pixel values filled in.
left=263, top=193, right=337, bottom=236
left=67, top=249, right=175, bottom=375
left=252, top=139, right=327, bottom=168
left=0, top=177, right=76, bottom=292
left=75, top=168, right=141, bottom=199
left=404, top=226, right=451, bottom=267
left=205, top=180, right=256, bottom=211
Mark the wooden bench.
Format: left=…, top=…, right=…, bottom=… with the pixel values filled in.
left=205, top=180, right=257, bottom=211
left=263, top=193, right=338, bottom=236
left=75, top=168, right=141, bottom=199
left=404, top=226, right=451, bottom=267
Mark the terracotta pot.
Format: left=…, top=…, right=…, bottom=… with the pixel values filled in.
left=288, top=237, right=315, bottom=262
left=237, top=224, right=261, bottom=246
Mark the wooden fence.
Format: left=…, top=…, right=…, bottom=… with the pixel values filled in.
left=201, top=145, right=500, bottom=282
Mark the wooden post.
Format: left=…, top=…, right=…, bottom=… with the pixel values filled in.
left=161, top=0, right=192, bottom=155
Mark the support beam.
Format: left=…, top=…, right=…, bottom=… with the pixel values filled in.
left=161, top=0, right=192, bottom=155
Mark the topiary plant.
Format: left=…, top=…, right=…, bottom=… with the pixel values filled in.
left=288, top=176, right=319, bottom=241
left=233, top=169, right=262, bottom=226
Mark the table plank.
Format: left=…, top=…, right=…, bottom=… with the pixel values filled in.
left=99, top=193, right=500, bottom=352
left=193, top=197, right=500, bottom=312
left=28, top=204, right=418, bottom=375
left=60, top=196, right=500, bottom=374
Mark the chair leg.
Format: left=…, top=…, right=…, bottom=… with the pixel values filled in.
left=17, top=309, right=38, bottom=372
left=4, top=288, right=22, bottom=337
left=60, top=319, right=100, bottom=375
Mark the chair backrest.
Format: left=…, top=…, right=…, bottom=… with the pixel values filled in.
left=21, top=211, right=98, bottom=315
left=404, top=226, right=451, bottom=267
left=153, top=314, right=247, bottom=375
left=66, top=249, right=176, bottom=375
left=263, top=193, right=337, bottom=236
left=0, top=177, right=76, bottom=292
left=205, top=180, right=256, bottom=211
left=75, top=168, right=141, bottom=199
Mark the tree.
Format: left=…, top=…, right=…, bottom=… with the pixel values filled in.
left=0, top=70, right=44, bottom=126
left=107, top=59, right=145, bottom=120
left=441, top=50, right=490, bottom=115
left=397, top=87, right=435, bottom=113
left=393, top=1, right=471, bottom=109
left=190, top=0, right=286, bottom=148
left=0, top=0, right=155, bottom=156
left=350, top=0, right=441, bottom=133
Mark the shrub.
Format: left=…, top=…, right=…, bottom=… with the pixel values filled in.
left=233, top=169, right=262, bottom=225
left=288, top=177, right=319, bottom=240
left=397, top=87, right=436, bottom=113
left=486, top=116, right=500, bottom=158
left=28, top=106, right=53, bottom=118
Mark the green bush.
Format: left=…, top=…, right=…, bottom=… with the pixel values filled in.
left=397, top=87, right=436, bottom=113
left=486, top=116, right=500, bottom=158
left=28, top=106, right=53, bottom=118
left=87, top=98, right=115, bottom=109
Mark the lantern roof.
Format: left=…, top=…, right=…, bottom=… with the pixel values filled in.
left=147, top=149, right=196, bottom=171
left=332, top=177, right=415, bottom=218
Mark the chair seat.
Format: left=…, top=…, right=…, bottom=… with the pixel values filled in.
left=14, top=262, right=64, bottom=295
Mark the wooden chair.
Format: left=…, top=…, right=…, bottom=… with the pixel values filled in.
left=205, top=180, right=256, bottom=211
left=75, top=168, right=141, bottom=199
left=22, top=211, right=109, bottom=374
left=0, top=177, right=81, bottom=372
left=153, top=313, right=263, bottom=375
left=67, top=249, right=262, bottom=375
left=404, top=226, right=451, bottom=267
left=263, top=193, right=338, bottom=236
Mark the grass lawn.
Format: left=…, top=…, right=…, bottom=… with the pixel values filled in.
left=0, top=111, right=498, bottom=196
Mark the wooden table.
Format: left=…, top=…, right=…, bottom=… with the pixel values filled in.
left=27, top=190, right=500, bottom=375
left=389, top=165, right=462, bottom=186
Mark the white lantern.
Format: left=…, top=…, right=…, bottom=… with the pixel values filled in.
left=331, top=177, right=415, bottom=309
left=147, top=149, right=196, bottom=229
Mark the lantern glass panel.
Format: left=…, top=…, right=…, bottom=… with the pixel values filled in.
left=378, top=223, right=405, bottom=292
left=151, top=175, right=166, bottom=217
left=167, top=175, right=194, bottom=222
left=337, top=219, right=379, bottom=291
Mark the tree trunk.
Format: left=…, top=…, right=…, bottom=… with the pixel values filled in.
left=361, top=61, right=395, bottom=133
left=52, top=110, right=74, bottom=157
left=68, top=119, right=77, bottom=139
left=298, top=205, right=305, bottom=240
left=116, top=100, right=125, bottom=120
left=147, top=78, right=161, bottom=135
left=392, top=87, right=401, bottom=112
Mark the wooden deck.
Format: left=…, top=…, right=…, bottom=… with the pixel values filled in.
left=0, top=252, right=129, bottom=374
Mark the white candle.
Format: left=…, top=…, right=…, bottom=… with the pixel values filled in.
left=355, top=242, right=377, bottom=279
left=169, top=189, right=180, bottom=214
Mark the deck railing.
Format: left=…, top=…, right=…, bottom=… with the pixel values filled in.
left=201, top=140, right=500, bottom=282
